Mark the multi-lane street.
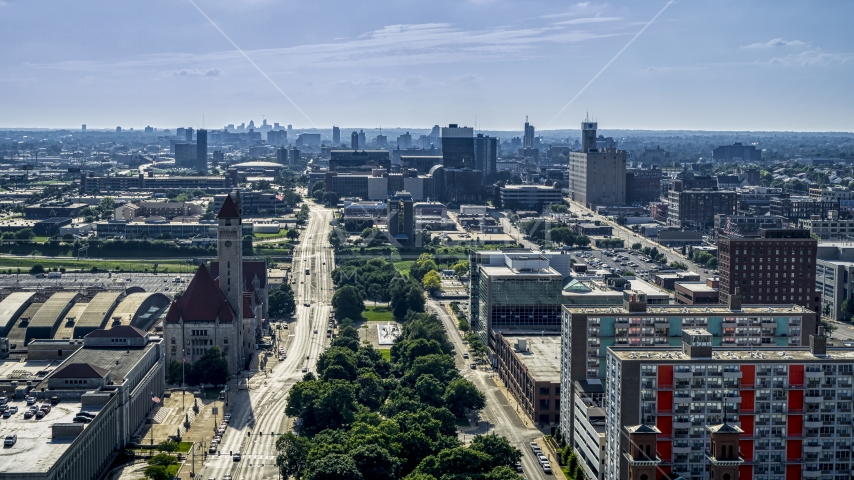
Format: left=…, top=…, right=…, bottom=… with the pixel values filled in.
left=196, top=202, right=335, bottom=480
left=428, top=299, right=555, bottom=479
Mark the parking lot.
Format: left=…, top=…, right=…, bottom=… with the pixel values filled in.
left=573, top=248, right=667, bottom=279
left=0, top=272, right=193, bottom=294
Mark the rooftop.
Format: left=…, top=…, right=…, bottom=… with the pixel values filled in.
left=675, top=281, right=718, bottom=293
left=565, top=303, right=811, bottom=316
left=0, top=396, right=104, bottom=475
left=480, top=264, right=562, bottom=278
left=608, top=346, right=854, bottom=362
left=500, top=334, right=561, bottom=382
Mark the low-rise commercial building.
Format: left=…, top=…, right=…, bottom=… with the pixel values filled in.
left=714, top=213, right=787, bottom=235
left=797, top=210, right=854, bottom=240
left=667, top=188, right=737, bottom=228
left=494, top=334, right=561, bottom=425
left=571, top=222, right=612, bottom=237
left=673, top=279, right=719, bottom=305
left=25, top=202, right=87, bottom=220
left=651, top=272, right=701, bottom=290
left=770, top=196, right=839, bottom=221
left=500, top=185, right=563, bottom=209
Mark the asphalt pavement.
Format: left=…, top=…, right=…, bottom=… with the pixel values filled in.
left=0, top=271, right=193, bottom=294
left=195, top=201, right=335, bottom=480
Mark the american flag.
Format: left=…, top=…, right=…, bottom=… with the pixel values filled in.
left=151, top=393, right=160, bottom=403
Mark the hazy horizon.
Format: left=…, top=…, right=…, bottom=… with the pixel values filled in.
left=2, top=0, right=852, bottom=131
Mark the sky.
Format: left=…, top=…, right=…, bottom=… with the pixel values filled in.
left=1, top=0, right=852, bottom=132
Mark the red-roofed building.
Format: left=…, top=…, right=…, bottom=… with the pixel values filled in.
left=163, top=193, right=264, bottom=374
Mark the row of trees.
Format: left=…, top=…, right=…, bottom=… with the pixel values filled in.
left=331, top=258, right=426, bottom=319
left=280, top=310, right=516, bottom=479
left=518, top=220, right=591, bottom=248
left=165, top=347, right=229, bottom=386
left=269, top=282, right=297, bottom=319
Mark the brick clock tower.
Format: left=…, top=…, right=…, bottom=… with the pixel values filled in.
left=217, top=194, right=243, bottom=355
left=624, top=424, right=661, bottom=480
left=707, top=423, right=743, bottom=480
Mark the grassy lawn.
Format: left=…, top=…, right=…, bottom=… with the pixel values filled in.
left=0, top=257, right=190, bottom=273
left=393, top=260, right=414, bottom=276
left=202, top=388, right=222, bottom=400
left=378, top=349, right=392, bottom=361
left=363, top=306, right=394, bottom=322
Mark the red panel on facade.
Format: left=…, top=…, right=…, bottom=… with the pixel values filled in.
left=788, top=390, right=804, bottom=413
left=739, top=439, right=754, bottom=461
left=740, top=389, right=755, bottom=412
left=789, top=364, right=804, bottom=386
left=740, top=364, right=755, bottom=387
left=786, top=440, right=802, bottom=461
left=656, top=416, right=672, bottom=436
left=739, top=415, right=754, bottom=436
left=739, top=465, right=753, bottom=479
left=658, top=365, right=673, bottom=388
left=785, top=464, right=801, bottom=480
left=657, top=440, right=672, bottom=462
left=657, top=390, right=673, bottom=413
left=787, top=415, right=803, bottom=437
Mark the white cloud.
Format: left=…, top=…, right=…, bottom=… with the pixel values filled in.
left=448, top=73, right=481, bottom=85
left=765, top=50, right=853, bottom=67
left=172, top=68, right=221, bottom=76
left=741, top=38, right=806, bottom=49
left=0, top=1, right=9, bottom=6
left=554, top=16, right=621, bottom=25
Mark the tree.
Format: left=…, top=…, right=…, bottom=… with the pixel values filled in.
left=631, top=242, right=642, bottom=250
left=486, top=466, right=525, bottom=480
left=415, top=374, right=445, bottom=407
left=406, top=284, right=426, bottom=313
left=422, top=270, right=442, bottom=292
left=317, top=347, right=358, bottom=381
left=615, top=214, right=627, bottom=225
left=15, top=228, right=34, bottom=241
left=332, top=285, right=365, bottom=321
left=444, top=377, right=486, bottom=418
left=29, top=264, right=45, bottom=275
left=416, top=447, right=490, bottom=477
left=350, top=444, right=401, bottom=480
left=841, top=299, right=854, bottom=320
left=286, top=229, right=300, bottom=240
left=98, top=196, right=115, bottom=214
left=311, top=181, right=326, bottom=195
left=356, top=372, right=386, bottom=410
left=143, top=465, right=170, bottom=480
left=269, top=283, right=296, bottom=318
left=194, top=347, right=229, bottom=385
left=276, top=432, right=311, bottom=479
left=471, top=435, right=522, bottom=470
left=148, top=453, right=177, bottom=467
left=158, top=440, right=179, bottom=453
left=304, top=453, right=364, bottom=480
left=452, top=260, right=469, bottom=277
left=165, top=360, right=185, bottom=385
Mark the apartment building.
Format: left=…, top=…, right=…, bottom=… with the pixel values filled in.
left=560, top=291, right=816, bottom=480
left=604, top=328, right=848, bottom=480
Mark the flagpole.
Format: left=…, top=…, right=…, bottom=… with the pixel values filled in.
left=182, top=348, right=185, bottom=412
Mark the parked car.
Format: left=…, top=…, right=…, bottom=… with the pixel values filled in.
left=233, top=452, right=242, bottom=462
left=3, top=435, right=16, bottom=446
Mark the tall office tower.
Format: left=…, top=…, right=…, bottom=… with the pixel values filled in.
left=397, top=132, right=412, bottom=149
left=718, top=228, right=818, bottom=311
left=248, top=120, right=255, bottom=130
left=116, top=126, right=122, bottom=132
left=174, top=143, right=196, bottom=168
left=267, top=130, right=287, bottom=146
left=358, top=130, right=366, bottom=150
left=185, top=127, right=193, bottom=143
left=568, top=120, right=626, bottom=208
left=473, top=134, right=498, bottom=184
left=523, top=116, right=535, bottom=149
left=332, top=126, right=340, bottom=145
left=387, top=191, right=415, bottom=245
left=287, top=124, right=292, bottom=134
left=196, top=129, right=207, bottom=172
left=429, top=125, right=440, bottom=142
left=213, top=150, right=224, bottom=163
left=289, top=147, right=300, bottom=166
left=441, top=124, right=475, bottom=169
left=274, top=122, right=280, bottom=130
left=351, top=131, right=359, bottom=150
left=276, top=147, right=288, bottom=165
left=81, top=124, right=86, bottom=131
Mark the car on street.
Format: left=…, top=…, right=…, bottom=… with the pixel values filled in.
left=4, top=435, right=16, bottom=447
left=470, top=363, right=477, bottom=369
left=233, top=452, right=241, bottom=461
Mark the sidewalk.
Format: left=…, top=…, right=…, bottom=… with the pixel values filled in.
left=535, top=437, right=568, bottom=480
left=491, top=375, right=537, bottom=430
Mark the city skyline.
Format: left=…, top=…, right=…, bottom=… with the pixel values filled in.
left=1, top=0, right=852, bottom=131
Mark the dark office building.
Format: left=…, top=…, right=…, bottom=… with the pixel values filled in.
left=625, top=166, right=662, bottom=204
left=442, top=168, right=483, bottom=204
left=441, top=124, right=475, bottom=169
left=474, top=134, right=498, bottom=184
left=332, top=126, right=340, bottom=145
left=267, top=130, right=287, bottom=146
left=174, top=143, right=196, bottom=169
left=196, top=129, right=207, bottom=172
left=289, top=147, right=301, bottom=166
left=667, top=188, right=737, bottom=228
left=717, top=228, right=818, bottom=312
left=351, top=131, right=359, bottom=150
left=387, top=191, right=415, bottom=245
left=276, top=147, right=288, bottom=165
left=713, top=142, right=762, bottom=162
left=329, top=150, right=391, bottom=173
left=770, top=197, right=839, bottom=221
